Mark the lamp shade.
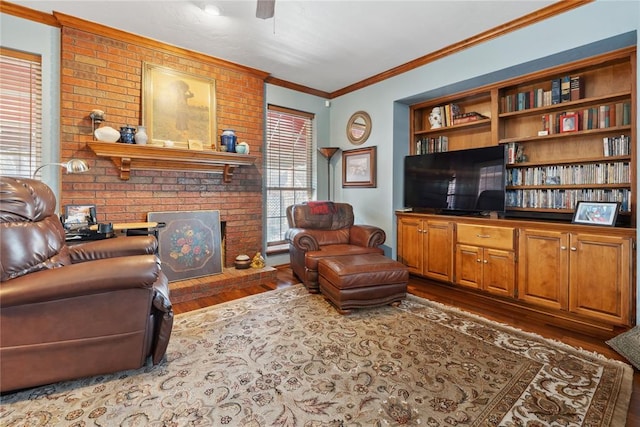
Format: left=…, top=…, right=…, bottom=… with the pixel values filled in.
left=32, top=159, right=90, bottom=179
left=318, top=147, right=340, bottom=160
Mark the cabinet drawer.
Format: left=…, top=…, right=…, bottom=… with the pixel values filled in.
left=457, top=224, right=515, bottom=250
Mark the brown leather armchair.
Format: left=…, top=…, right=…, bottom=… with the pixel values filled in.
left=0, top=177, right=173, bottom=393
left=285, top=202, right=385, bottom=293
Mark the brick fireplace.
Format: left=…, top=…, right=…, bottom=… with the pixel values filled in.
left=57, top=14, right=267, bottom=268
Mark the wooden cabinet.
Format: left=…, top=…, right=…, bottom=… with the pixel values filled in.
left=403, top=48, right=637, bottom=330
left=518, top=228, right=569, bottom=310
left=397, top=212, right=635, bottom=328
left=409, top=47, right=636, bottom=225
left=397, top=215, right=453, bottom=282
left=455, top=224, right=516, bottom=297
left=568, top=233, right=632, bottom=325
left=519, top=228, right=633, bottom=325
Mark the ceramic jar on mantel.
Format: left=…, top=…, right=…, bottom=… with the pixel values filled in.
left=220, top=129, right=237, bottom=153
left=134, top=125, right=148, bottom=145
left=119, top=125, right=136, bottom=144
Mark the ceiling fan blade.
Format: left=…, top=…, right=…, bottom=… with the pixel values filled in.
left=256, top=0, right=275, bottom=19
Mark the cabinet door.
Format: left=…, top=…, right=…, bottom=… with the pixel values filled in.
left=455, top=244, right=482, bottom=289
left=397, top=218, right=423, bottom=274
left=424, top=220, right=454, bottom=281
left=518, top=229, right=569, bottom=310
left=569, top=233, right=632, bottom=325
left=482, top=248, right=515, bottom=297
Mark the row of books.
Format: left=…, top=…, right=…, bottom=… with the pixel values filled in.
left=505, top=188, right=630, bottom=212
left=541, top=102, right=631, bottom=133
left=603, top=135, right=631, bottom=157
left=501, top=75, right=583, bottom=113
left=416, top=136, right=448, bottom=154
left=432, top=103, right=461, bottom=127
left=506, top=162, right=630, bottom=186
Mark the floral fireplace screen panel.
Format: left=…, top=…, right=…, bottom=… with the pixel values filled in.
left=148, top=210, right=223, bottom=282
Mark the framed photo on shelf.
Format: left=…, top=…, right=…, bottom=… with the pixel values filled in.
left=342, top=146, right=377, bottom=188
left=560, top=113, right=579, bottom=133
left=142, top=63, right=217, bottom=150
left=572, top=201, right=620, bottom=226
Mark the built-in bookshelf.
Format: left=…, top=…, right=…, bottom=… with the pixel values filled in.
left=409, top=47, right=636, bottom=224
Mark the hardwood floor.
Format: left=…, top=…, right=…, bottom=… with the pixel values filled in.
left=172, top=266, right=638, bottom=426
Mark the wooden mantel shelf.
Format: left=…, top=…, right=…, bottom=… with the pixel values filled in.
left=87, top=142, right=256, bottom=182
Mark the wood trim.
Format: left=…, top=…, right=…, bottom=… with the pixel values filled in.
left=52, top=12, right=270, bottom=80
left=87, top=142, right=257, bottom=182
left=329, top=0, right=594, bottom=98
left=3, top=0, right=594, bottom=98
left=0, top=2, right=269, bottom=80
left=0, top=1, right=59, bottom=27
left=265, top=76, right=331, bottom=99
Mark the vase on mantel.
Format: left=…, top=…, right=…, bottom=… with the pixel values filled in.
left=134, top=126, right=148, bottom=145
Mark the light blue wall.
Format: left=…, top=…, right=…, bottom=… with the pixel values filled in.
left=328, top=0, right=639, bottom=254
left=265, top=0, right=640, bottom=320
left=1, top=13, right=61, bottom=202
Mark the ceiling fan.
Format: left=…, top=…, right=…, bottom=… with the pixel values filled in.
left=256, top=0, right=275, bottom=19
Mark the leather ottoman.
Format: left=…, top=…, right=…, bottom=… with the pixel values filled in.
left=318, top=253, right=409, bottom=314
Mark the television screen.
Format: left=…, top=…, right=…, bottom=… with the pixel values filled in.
left=404, top=145, right=506, bottom=214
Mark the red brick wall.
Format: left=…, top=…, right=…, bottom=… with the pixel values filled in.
left=59, top=26, right=264, bottom=267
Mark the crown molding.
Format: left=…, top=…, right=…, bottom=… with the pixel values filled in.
left=2, top=0, right=594, bottom=98
left=329, top=0, right=594, bottom=99
left=0, top=0, right=59, bottom=26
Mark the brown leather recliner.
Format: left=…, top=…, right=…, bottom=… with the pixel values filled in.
left=0, top=177, right=173, bottom=393
left=285, top=202, right=385, bottom=293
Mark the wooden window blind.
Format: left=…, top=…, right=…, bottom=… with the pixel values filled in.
left=0, top=47, right=43, bottom=178
left=266, top=105, right=314, bottom=246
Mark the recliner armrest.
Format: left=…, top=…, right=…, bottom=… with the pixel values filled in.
left=151, top=272, right=173, bottom=365
left=285, top=228, right=320, bottom=251
left=349, top=225, right=386, bottom=247
left=68, top=235, right=157, bottom=263
left=0, top=255, right=161, bottom=308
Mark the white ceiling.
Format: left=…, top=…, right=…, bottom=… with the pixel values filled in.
left=11, top=0, right=559, bottom=94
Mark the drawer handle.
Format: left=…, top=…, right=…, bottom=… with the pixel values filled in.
left=483, top=259, right=488, bottom=264
left=476, top=258, right=482, bottom=263
left=476, top=234, right=491, bottom=238
left=570, top=247, right=577, bottom=251
left=560, top=246, right=567, bottom=250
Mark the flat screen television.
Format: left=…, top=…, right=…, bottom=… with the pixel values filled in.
left=404, top=145, right=506, bottom=215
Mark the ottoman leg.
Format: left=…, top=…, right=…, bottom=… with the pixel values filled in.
left=323, top=295, right=352, bottom=315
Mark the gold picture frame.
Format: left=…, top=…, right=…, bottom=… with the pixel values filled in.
left=342, top=146, right=377, bottom=188
left=142, top=63, right=217, bottom=150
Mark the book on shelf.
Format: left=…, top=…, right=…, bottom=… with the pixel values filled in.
left=507, top=142, right=520, bottom=164
left=560, top=76, right=571, bottom=103
left=452, top=112, right=488, bottom=125
left=603, top=135, right=631, bottom=157
left=551, top=78, right=562, bottom=104
left=570, top=76, right=584, bottom=101
left=416, top=136, right=448, bottom=154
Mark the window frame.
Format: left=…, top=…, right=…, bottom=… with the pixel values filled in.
left=0, top=47, right=43, bottom=179
left=265, top=104, right=315, bottom=248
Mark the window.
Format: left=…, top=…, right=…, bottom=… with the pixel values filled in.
left=0, top=47, right=43, bottom=178
left=265, top=105, right=314, bottom=247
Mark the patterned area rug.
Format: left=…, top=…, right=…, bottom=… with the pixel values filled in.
left=0, top=286, right=633, bottom=426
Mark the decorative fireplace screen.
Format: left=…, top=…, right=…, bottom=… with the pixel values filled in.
left=148, top=210, right=223, bottom=282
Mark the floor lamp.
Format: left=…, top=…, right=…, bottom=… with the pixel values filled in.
left=318, top=147, right=340, bottom=200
